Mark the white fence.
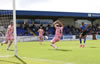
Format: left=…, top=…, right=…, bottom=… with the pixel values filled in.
left=17, top=36, right=39, bottom=42
left=17, top=35, right=93, bottom=42
left=0, top=35, right=100, bottom=42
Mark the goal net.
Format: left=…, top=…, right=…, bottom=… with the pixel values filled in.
left=0, top=0, right=17, bottom=56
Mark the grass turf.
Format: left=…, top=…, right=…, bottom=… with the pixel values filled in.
left=0, top=40, right=100, bottom=64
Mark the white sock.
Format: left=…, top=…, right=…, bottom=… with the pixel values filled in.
left=2, top=40, right=5, bottom=44
left=80, top=44, right=82, bottom=45
left=83, top=43, right=85, bottom=45
left=50, top=44, right=57, bottom=49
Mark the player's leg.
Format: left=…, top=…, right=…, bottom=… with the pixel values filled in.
left=1, top=33, right=9, bottom=45
left=1, top=40, right=8, bottom=45
left=39, top=36, right=43, bottom=45
left=50, top=41, right=58, bottom=49
left=7, top=40, right=13, bottom=50
left=40, top=38, right=42, bottom=45
left=7, top=35, right=14, bottom=50
left=83, top=35, right=87, bottom=48
left=50, top=36, right=59, bottom=49
left=3, top=40, right=9, bottom=44
left=79, top=34, right=82, bottom=47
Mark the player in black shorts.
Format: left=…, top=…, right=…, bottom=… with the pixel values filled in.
left=80, top=22, right=89, bottom=48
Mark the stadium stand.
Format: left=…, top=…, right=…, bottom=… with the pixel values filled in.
left=0, top=10, right=100, bottom=36
left=16, top=22, right=100, bottom=36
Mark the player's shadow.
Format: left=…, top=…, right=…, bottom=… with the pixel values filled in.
left=49, top=49, right=72, bottom=52
left=89, top=47, right=97, bottom=48
left=0, top=56, right=26, bottom=64
left=0, top=60, right=20, bottom=64
left=56, top=49, right=72, bottom=51
left=8, top=49, right=14, bottom=51
left=15, top=56, right=27, bottom=64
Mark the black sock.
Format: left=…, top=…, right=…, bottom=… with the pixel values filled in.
left=80, top=38, right=82, bottom=45
left=84, top=37, right=86, bottom=45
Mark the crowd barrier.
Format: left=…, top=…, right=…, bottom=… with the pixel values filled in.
left=0, top=35, right=99, bottom=42
left=16, top=35, right=96, bottom=42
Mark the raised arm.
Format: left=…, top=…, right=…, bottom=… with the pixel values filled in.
left=56, top=20, right=64, bottom=27
left=53, top=20, right=58, bottom=28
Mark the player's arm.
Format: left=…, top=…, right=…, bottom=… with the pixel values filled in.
left=80, top=27, right=82, bottom=32
left=83, top=24, right=90, bottom=32
left=7, top=26, right=11, bottom=35
left=86, top=24, right=90, bottom=28
left=53, top=20, right=58, bottom=25
left=38, top=29, right=40, bottom=32
left=43, top=29, right=44, bottom=34
left=53, top=20, right=58, bottom=28
left=56, top=20, right=64, bottom=27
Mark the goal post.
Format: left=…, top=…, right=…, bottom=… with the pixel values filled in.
left=13, top=0, right=17, bottom=56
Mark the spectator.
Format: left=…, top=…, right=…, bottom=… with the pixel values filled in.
left=24, top=21, right=29, bottom=30
left=45, top=24, right=51, bottom=31
left=30, top=23, right=36, bottom=32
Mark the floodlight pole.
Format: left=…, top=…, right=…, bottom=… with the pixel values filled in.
left=13, top=0, right=17, bottom=56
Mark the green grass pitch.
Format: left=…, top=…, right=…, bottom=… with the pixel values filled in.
left=0, top=40, right=100, bottom=64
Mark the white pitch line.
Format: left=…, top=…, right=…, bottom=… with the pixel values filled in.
left=20, top=56, right=74, bottom=64
left=0, top=55, right=13, bottom=58
left=0, top=55, right=74, bottom=64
